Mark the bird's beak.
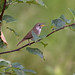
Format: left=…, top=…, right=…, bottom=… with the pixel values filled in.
left=41, top=24, right=45, bottom=27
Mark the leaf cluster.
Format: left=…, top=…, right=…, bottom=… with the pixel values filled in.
left=0, top=59, right=36, bottom=75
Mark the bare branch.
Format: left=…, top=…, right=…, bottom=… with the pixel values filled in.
left=0, top=0, right=6, bottom=20
left=0, top=0, right=6, bottom=33
left=0, top=23, right=75, bottom=55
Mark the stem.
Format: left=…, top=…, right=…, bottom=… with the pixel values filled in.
left=5, top=72, right=11, bottom=74
left=0, top=23, right=75, bottom=55
left=0, top=0, right=6, bottom=34
left=0, top=0, right=6, bottom=20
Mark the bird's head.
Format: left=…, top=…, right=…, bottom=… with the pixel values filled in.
left=34, top=23, right=45, bottom=30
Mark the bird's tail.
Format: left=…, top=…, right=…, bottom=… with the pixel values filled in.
left=16, top=38, right=26, bottom=46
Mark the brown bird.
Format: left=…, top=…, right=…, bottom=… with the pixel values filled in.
left=17, top=23, right=45, bottom=46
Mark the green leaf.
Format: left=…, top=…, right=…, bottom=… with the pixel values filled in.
left=17, top=0, right=25, bottom=3
left=6, top=0, right=17, bottom=5
left=17, top=0, right=33, bottom=3
left=68, top=8, right=75, bottom=30
left=26, top=47, right=44, bottom=59
left=51, top=19, right=66, bottom=30
left=14, top=69, right=26, bottom=75
left=6, top=27, right=19, bottom=37
left=6, top=0, right=12, bottom=6
left=0, top=59, right=11, bottom=74
left=60, top=15, right=71, bottom=24
left=6, top=0, right=45, bottom=6
left=12, top=63, right=24, bottom=70
left=32, top=31, right=47, bottom=42
left=7, top=0, right=12, bottom=3
left=68, top=8, right=75, bottom=23
left=69, top=8, right=75, bottom=16
left=0, top=59, right=11, bottom=67
left=2, top=15, right=16, bottom=23
left=39, top=34, right=47, bottom=39
left=0, top=72, right=6, bottom=75
left=25, top=0, right=36, bottom=4
left=35, top=0, right=45, bottom=6
left=23, top=69, right=36, bottom=73
left=32, top=30, right=39, bottom=42
left=0, top=68, right=4, bottom=72
left=0, top=59, right=36, bottom=75
left=12, top=63, right=36, bottom=74
left=0, top=67, right=8, bottom=72
left=70, top=24, right=75, bottom=31
left=40, top=41, right=48, bottom=48
left=17, top=0, right=45, bottom=6
left=0, top=61, right=9, bottom=67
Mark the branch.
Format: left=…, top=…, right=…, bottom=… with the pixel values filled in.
left=5, top=72, right=11, bottom=74
left=0, top=0, right=6, bottom=20
left=0, top=23, right=75, bottom=55
left=0, top=0, right=6, bottom=34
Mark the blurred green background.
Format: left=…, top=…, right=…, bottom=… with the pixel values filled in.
left=1, top=0, right=75, bottom=75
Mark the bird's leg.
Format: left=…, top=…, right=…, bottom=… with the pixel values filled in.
left=28, top=39, right=31, bottom=45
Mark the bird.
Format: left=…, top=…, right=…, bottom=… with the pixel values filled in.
left=17, top=23, right=45, bottom=46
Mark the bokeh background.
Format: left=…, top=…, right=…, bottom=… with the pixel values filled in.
left=1, top=0, right=75, bottom=75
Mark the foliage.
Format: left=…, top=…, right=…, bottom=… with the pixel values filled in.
left=2, top=15, right=16, bottom=23
left=68, top=8, right=75, bottom=30
left=6, top=0, right=45, bottom=6
left=6, top=27, right=19, bottom=36
left=32, top=30, right=47, bottom=42
left=26, top=47, right=44, bottom=59
left=40, top=41, right=48, bottom=48
left=51, top=15, right=71, bottom=30
left=0, top=0, right=75, bottom=75
left=0, top=59, right=36, bottom=75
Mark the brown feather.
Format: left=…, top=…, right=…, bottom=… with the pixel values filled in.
left=17, top=30, right=33, bottom=46
left=17, top=23, right=44, bottom=46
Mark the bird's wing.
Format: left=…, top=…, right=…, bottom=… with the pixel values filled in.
left=25, top=30, right=33, bottom=39
left=17, top=30, right=32, bottom=46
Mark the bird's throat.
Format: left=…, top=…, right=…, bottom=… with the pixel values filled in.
left=36, top=27, right=41, bottom=35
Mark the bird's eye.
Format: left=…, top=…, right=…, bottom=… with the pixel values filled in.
left=39, top=24, right=41, bottom=26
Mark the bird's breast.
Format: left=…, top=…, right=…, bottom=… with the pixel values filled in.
left=38, top=29, right=41, bottom=35
left=35, top=27, right=41, bottom=35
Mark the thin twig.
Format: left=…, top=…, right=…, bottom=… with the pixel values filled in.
left=5, top=72, right=11, bottom=74
left=0, top=23, right=75, bottom=55
left=46, top=23, right=75, bottom=37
